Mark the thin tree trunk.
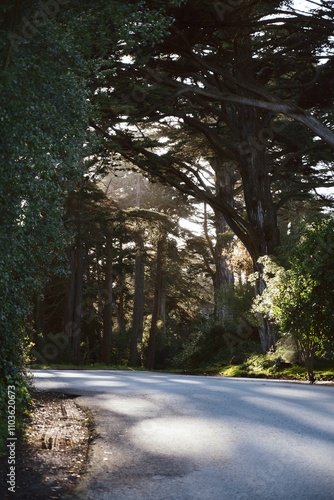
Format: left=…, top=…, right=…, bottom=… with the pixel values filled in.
left=299, top=337, right=315, bottom=383
left=159, top=289, right=167, bottom=337
left=129, top=236, right=145, bottom=367
left=33, top=293, right=45, bottom=338
left=254, top=270, right=277, bottom=353
left=146, top=235, right=165, bottom=369
left=72, top=234, right=84, bottom=362
left=64, top=238, right=84, bottom=363
left=101, top=227, right=113, bottom=364
left=64, top=246, right=76, bottom=343
left=116, top=238, right=126, bottom=334
left=96, top=244, right=103, bottom=322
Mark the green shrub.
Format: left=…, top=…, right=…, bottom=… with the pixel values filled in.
left=171, top=318, right=255, bottom=369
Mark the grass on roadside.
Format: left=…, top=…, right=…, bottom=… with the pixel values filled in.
left=177, top=355, right=334, bottom=381
left=28, top=358, right=334, bottom=382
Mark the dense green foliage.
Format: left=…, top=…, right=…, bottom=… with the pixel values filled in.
left=253, top=218, right=334, bottom=381
left=0, top=1, right=88, bottom=440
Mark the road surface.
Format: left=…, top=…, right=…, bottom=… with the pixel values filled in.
left=32, top=370, right=334, bottom=500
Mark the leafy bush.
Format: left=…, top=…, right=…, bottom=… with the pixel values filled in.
left=252, top=218, right=334, bottom=382
left=171, top=318, right=254, bottom=369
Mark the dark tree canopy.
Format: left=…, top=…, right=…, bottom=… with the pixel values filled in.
left=88, top=0, right=334, bottom=265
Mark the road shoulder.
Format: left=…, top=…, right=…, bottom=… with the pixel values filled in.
left=0, top=390, right=92, bottom=499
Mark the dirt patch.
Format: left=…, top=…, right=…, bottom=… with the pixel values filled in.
left=0, top=391, right=93, bottom=499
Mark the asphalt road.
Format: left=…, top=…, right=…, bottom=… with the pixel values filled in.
left=32, top=370, right=334, bottom=500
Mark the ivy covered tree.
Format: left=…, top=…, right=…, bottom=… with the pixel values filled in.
left=0, top=1, right=88, bottom=414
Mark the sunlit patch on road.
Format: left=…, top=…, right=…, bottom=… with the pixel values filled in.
left=131, top=417, right=232, bottom=460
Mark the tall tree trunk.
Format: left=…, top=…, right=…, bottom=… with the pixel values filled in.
left=101, top=227, right=113, bottom=364
left=240, top=116, right=279, bottom=352
left=64, top=238, right=84, bottom=363
left=129, top=235, right=145, bottom=367
left=254, top=275, right=276, bottom=352
left=116, top=238, right=126, bottom=334
left=235, top=35, right=280, bottom=351
left=209, top=159, right=236, bottom=320
left=159, top=289, right=167, bottom=337
left=72, top=234, right=84, bottom=362
left=236, top=35, right=280, bottom=263
left=96, top=244, right=104, bottom=322
left=64, top=184, right=85, bottom=363
left=240, top=108, right=279, bottom=353
left=146, top=234, right=166, bottom=369
left=213, top=209, right=235, bottom=320
left=33, top=293, right=45, bottom=338
left=64, top=245, right=75, bottom=341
